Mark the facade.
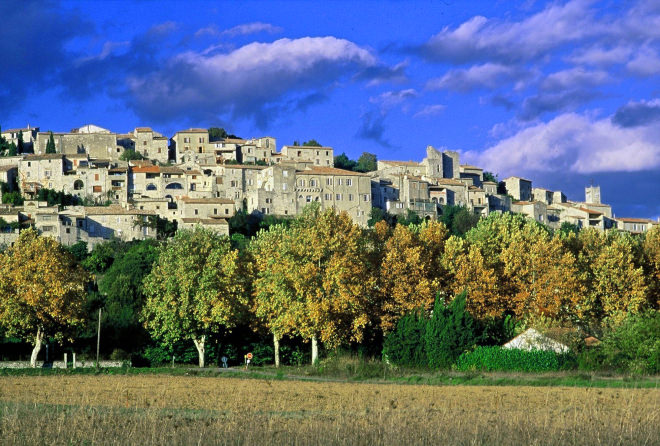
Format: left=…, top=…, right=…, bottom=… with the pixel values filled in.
left=280, top=145, right=334, bottom=167
left=504, top=176, right=533, bottom=202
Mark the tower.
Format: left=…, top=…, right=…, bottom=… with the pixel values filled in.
left=585, top=185, right=601, bottom=204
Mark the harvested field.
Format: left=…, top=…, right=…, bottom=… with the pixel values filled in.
left=1, top=375, right=658, bottom=445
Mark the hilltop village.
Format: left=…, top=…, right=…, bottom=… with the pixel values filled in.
left=0, top=123, right=656, bottom=248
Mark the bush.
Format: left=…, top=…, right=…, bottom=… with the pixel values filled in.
left=595, top=311, right=660, bottom=374
left=456, top=346, right=575, bottom=372
left=425, top=291, right=479, bottom=369
left=382, top=311, right=427, bottom=367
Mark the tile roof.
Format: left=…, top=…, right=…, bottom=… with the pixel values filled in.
left=380, top=160, right=420, bottom=167
left=135, top=127, right=153, bottom=132
left=131, top=166, right=160, bottom=174
left=617, top=217, right=653, bottom=223
left=434, top=178, right=465, bottom=186
left=23, top=154, right=64, bottom=161
left=223, top=164, right=268, bottom=170
left=174, top=128, right=208, bottom=134
left=84, top=205, right=155, bottom=216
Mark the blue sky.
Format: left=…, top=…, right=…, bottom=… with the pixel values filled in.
left=1, top=0, right=659, bottom=219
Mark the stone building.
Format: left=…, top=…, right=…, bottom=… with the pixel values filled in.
left=1, top=125, right=39, bottom=152
left=171, top=128, right=209, bottom=162
left=504, top=176, right=533, bottom=201
left=34, top=129, right=122, bottom=160
left=118, top=127, right=169, bottom=164
left=280, top=145, right=334, bottom=167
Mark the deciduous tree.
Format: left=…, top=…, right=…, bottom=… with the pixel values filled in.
left=142, top=228, right=249, bottom=367
left=0, top=229, right=90, bottom=367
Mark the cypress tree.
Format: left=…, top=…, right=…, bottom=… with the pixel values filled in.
left=425, top=290, right=478, bottom=369
left=16, top=130, right=24, bottom=154
left=382, top=310, right=427, bottom=367
left=46, top=131, right=56, bottom=154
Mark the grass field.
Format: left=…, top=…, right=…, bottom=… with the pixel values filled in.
left=1, top=374, right=658, bottom=445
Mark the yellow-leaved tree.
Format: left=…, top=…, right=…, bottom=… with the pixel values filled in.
left=0, top=229, right=90, bottom=367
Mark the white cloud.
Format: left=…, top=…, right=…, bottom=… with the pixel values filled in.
left=567, top=45, right=633, bottom=66
left=540, top=67, right=609, bottom=90
left=427, top=63, right=526, bottom=92
left=626, top=46, right=660, bottom=76
left=413, top=104, right=446, bottom=118
left=369, top=89, right=417, bottom=109
left=464, top=112, right=660, bottom=175
left=195, top=22, right=282, bottom=38
left=420, top=0, right=598, bottom=63
left=127, top=37, right=378, bottom=124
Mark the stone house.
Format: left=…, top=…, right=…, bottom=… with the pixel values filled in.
left=176, top=197, right=235, bottom=221
left=280, top=145, right=334, bottom=167
left=1, top=125, right=39, bottom=152
left=460, top=165, right=484, bottom=187
left=616, top=217, right=656, bottom=233
left=246, top=165, right=298, bottom=216
left=504, top=176, right=533, bottom=201
left=511, top=201, right=548, bottom=225
left=35, top=130, right=122, bottom=160
left=171, top=128, right=209, bottom=162
left=468, top=186, right=489, bottom=216
left=118, top=127, right=169, bottom=164
left=532, top=187, right=554, bottom=205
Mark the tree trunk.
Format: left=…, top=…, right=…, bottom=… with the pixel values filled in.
left=193, top=335, right=206, bottom=368
left=30, top=328, right=44, bottom=368
left=273, top=333, right=280, bottom=368
left=311, top=335, right=318, bottom=366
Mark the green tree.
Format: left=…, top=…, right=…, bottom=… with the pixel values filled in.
left=483, top=171, right=498, bottom=183
left=439, top=205, right=479, bottom=236
left=64, top=241, right=89, bottom=262
left=382, top=311, right=427, bottom=367
left=302, top=139, right=322, bottom=147
left=355, top=152, right=378, bottom=172
left=46, top=131, right=56, bottom=154
left=208, top=127, right=239, bottom=141
left=16, top=130, right=24, bottom=154
left=119, top=149, right=144, bottom=161
left=333, top=152, right=357, bottom=171
left=1, top=191, right=23, bottom=205
left=0, top=229, right=90, bottom=366
left=425, top=291, right=478, bottom=369
left=7, top=142, right=17, bottom=157
left=142, top=228, right=250, bottom=367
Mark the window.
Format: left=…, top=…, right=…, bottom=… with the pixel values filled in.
left=315, top=159, right=319, bottom=165
left=306, top=195, right=312, bottom=203
left=184, top=137, right=190, bottom=143
left=337, top=179, right=342, bottom=186
left=225, top=208, right=229, bottom=214
left=348, top=194, right=354, bottom=201
left=158, top=148, right=161, bottom=153
left=283, top=170, right=288, bottom=177
left=326, top=151, right=329, bottom=156
left=93, top=185, right=102, bottom=193
left=199, top=137, right=204, bottom=143
left=362, top=194, right=370, bottom=202
left=44, top=170, right=51, bottom=177
left=66, top=228, right=70, bottom=234
left=143, top=141, right=147, bottom=146
left=336, top=193, right=342, bottom=201
left=214, top=208, right=218, bottom=215
left=346, top=179, right=352, bottom=186
left=282, top=183, right=287, bottom=191
left=309, top=179, right=316, bottom=187
left=326, top=160, right=330, bottom=165
left=27, top=162, right=31, bottom=167
left=194, top=209, right=199, bottom=215
left=297, top=151, right=302, bottom=157
left=95, top=174, right=99, bottom=181
left=324, top=193, right=331, bottom=200
left=326, top=178, right=333, bottom=186
left=299, top=179, right=305, bottom=187
left=265, top=198, right=272, bottom=204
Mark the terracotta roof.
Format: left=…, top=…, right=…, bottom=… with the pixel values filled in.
left=296, top=167, right=368, bottom=176
left=460, top=164, right=483, bottom=170
left=468, top=186, right=484, bottom=191
left=129, top=160, right=154, bottom=167
left=577, top=207, right=602, bottom=215
left=224, top=138, right=247, bottom=143
left=183, top=170, right=202, bottom=175
left=617, top=217, right=653, bottom=223
left=84, top=205, right=155, bottom=216
left=23, top=154, right=63, bottom=161
left=2, top=127, right=36, bottom=133
left=135, top=127, right=153, bottom=132
left=131, top=166, right=160, bottom=174
left=64, top=154, right=89, bottom=159
left=160, top=166, right=184, bottom=174
left=179, top=197, right=234, bottom=205
left=504, top=176, right=532, bottom=182
left=109, top=167, right=128, bottom=173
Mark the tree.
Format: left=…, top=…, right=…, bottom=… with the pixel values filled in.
left=7, top=142, right=17, bottom=157
left=378, top=220, right=448, bottom=331
left=382, top=311, right=427, bottom=367
left=99, top=240, right=159, bottom=353
left=356, top=152, right=378, bottom=172
left=119, top=149, right=144, bottom=161
left=642, top=227, right=660, bottom=308
left=0, top=229, right=90, bottom=366
left=209, top=127, right=240, bottom=141
left=302, top=139, right=322, bottom=147
left=439, top=205, right=479, bottom=237
left=252, top=205, right=375, bottom=365
left=142, top=228, right=249, bottom=367
left=16, top=130, right=24, bottom=154
left=46, top=131, right=56, bottom=154
left=425, top=290, right=478, bottom=368
left=483, top=171, right=498, bottom=183
left=333, top=152, right=357, bottom=171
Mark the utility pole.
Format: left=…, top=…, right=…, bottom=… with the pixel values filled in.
left=96, top=307, right=102, bottom=369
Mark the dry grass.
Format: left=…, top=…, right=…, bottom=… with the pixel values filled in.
left=1, top=375, right=658, bottom=445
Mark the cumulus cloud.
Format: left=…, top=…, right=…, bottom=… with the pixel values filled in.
left=464, top=112, right=660, bottom=175
left=418, top=0, right=597, bottom=63
left=427, top=63, right=527, bottom=92
left=413, top=104, right=446, bottom=118
left=539, top=67, right=609, bottom=91
left=567, top=45, right=633, bottom=66
left=519, top=90, right=600, bottom=120
left=626, top=46, right=660, bottom=76
left=612, top=99, right=660, bottom=127
left=127, top=37, right=378, bottom=125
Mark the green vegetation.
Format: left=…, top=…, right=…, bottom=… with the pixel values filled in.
left=208, top=127, right=240, bottom=141
left=456, top=346, right=575, bottom=372
left=334, top=151, right=379, bottom=172
left=119, top=149, right=144, bottom=161
left=45, top=131, right=56, bottom=154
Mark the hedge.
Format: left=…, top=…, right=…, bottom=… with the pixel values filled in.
left=455, top=346, right=575, bottom=372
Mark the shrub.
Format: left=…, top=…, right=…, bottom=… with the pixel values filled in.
left=382, top=311, right=427, bottom=367
left=456, top=346, right=575, bottom=372
left=425, top=291, right=478, bottom=369
left=595, top=311, right=660, bottom=374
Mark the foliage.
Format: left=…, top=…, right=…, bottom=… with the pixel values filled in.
left=382, top=311, right=427, bottom=367
left=7, top=142, right=17, bottom=157
left=81, top=240, right=126, bottom=274
left=425, top=291, right=479, bottom=368
left=367, top=207, right=397, bottom=227
left=64, top=241, right=89, bottom=262
left=35, top=188, right=79, bottom=207
left=483, top=171, right=498, bottom=183
left=208, top=127, right=239, bottom=141
left=333, top=152, right=357, bottom=171
left=593, top=311, right=660, bottom=374
left=396, top=209, right=423, bottom=226
left=45, top=131, right=56, bottom=154
left=456, top=346, right=575, bottom=372
left=0, top=229, right=90, bottom=346
left=439, top=205, right=480, bottom=237
left=142, top=228, right=250, bottom=365
left=355, top=152, right=378, bottom=172
left=1, top=191, right=23, bottom=206
left=138, top=215, right=177, bottom=240
left=16, top=130, right=24, bottom=154
left=119, top=149, right=144, bottom=161
left=302, top=139, right=321, bottom=147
